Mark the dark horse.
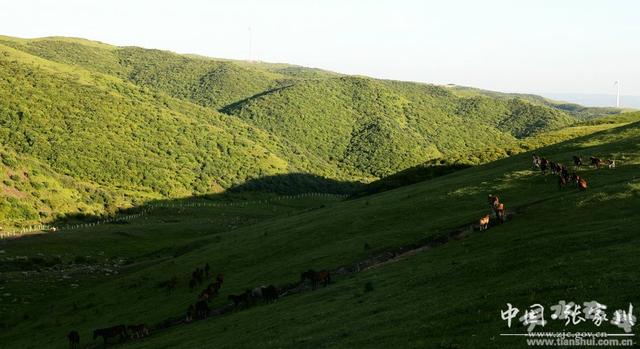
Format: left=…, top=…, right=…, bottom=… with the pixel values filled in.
left=261, top=285, right=279, bottom=303
left=573, top=155, right=582, bottom=167
left=195, top=300, right=209, bottom=319
left=228, top=292, right=249, bottom=308
left=93, top=325, right=128, bottom=344
left=67, top=330, right=80, bottom=349
left=127, top=324, right=149, bottom=339
left=301, top=270, right=331, bottom=289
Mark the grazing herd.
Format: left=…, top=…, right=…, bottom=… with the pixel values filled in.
left=70, top=262, right=330, bottom=347
left=187, top=264, right=225, bottom=321
left=66, top=152, right=617, bottom=347
left=478, top=153, right=616, bottom=231
left=533, top=154, right=615, bottom=192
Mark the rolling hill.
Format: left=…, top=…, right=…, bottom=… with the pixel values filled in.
left=0, top=35, right=624, bottom=231
left=1, top=112, right=638, bottom=348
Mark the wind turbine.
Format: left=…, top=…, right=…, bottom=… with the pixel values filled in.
left=614, top=80, right=620, bottom=108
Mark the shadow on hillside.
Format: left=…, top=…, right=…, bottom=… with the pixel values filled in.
left=350, top=160, right=472, bottom=198
left=219, top=84, right=294, bottom=113
left=39, top=172, right=362, bottom=227
left=23, top=161, right=474, bottom=230
left=228, top=172, right=362, bottom=195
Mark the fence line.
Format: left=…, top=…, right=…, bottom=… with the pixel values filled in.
left=0, top=192, right=348, bottom=240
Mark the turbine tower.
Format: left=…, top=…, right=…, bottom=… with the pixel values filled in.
left=614, top=80, right=620, bottom=108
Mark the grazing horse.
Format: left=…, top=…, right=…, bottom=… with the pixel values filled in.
left=590, top=157, right=602, bottom=169
left=558, top=174, right=568, bottom=190
left=93, top=325, right=128, bottom=344
left=67, top=330, right=80, bottom=349
left=206, top=282, right=221, bottom=297
left=495, top=203, right=506, bottom=223
left=488, top=195, right=500, bottom=211
left=127, top=324, right=149, bottom=339
left=300, top=270, right=331, bottom=289
left=479, top=214, right=490, bottom=231
left=532, top=154, right=541, bottom=169
left=607, top=159, right=616, bottom=169
left=549, top=161, right=557, bottom=174
left=195, top=300, right=209, bottom=319
left=577, top=177, right=588, bottom=191
left=261, top=285, right=279, bottom=303
left=204, top=263, right=210, bottom=277
left=198, top=289, right=210, bottom=302
left=189, top=277, right=197, bottom=292
left=573, top=155, right=582, bottom=167
left=555, top=162, right=563, bottom=174
left=540, top=158, right=549, bottom=174
left=560, top=165, right=569, bottom=179
left=185, top=304, right=195, bottom=323
left=228, top=293, right=249, bottom=308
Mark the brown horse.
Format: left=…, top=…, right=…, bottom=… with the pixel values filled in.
left=496, top=203, right=506, bottom=223
left=488, top=195, right=500, bottom=211
left=578, top=177, right=588, bottom=191
left=301, top=270, right=331, bottom=289
left=67, top=330, right=80, bottom=349
left=590, top=157, right=602, bottom=169
left=93, top=325, right=128, bottom=344
left=479, top=214, right=490, bottom=231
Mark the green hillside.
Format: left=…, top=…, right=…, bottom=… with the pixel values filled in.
left=1, top=114, right=638, bottom=348
left=223, top=77, right=579, bottom=177
left=449, top=84, right=625, bottom=120
left=0, top=35, right=623, bottom=230
left=0, top=40, right=331, bottom=226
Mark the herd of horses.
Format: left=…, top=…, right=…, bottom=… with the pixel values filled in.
left=533, top=154, right=614, bottom=191
left=66, top=264, right=332, bottom=347
left=66, top=152, right=618, bottom=347
left=67, top=323, right=149, bottom=349
left=478, top=154, right=615, bottom=231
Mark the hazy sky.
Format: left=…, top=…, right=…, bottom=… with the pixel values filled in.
left=1, top=0, right=639, bottom=96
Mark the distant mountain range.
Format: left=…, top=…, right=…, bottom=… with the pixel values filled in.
left=541, top=93, right=640, bottom=109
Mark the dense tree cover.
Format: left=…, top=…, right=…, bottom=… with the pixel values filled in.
left=0, top=35, right=619, bottom=227
left=224, top=77, right=573, bottom=177
left=0, top=43, right=335, bottom=225
left=117, top=48, right=284, bottom=109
